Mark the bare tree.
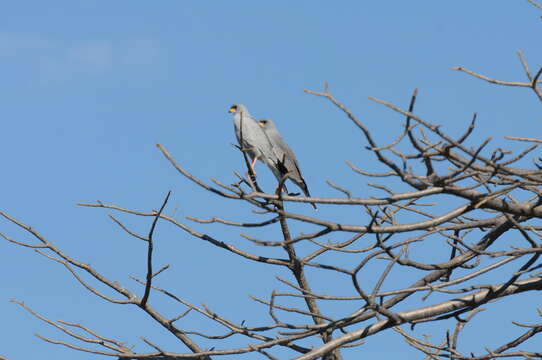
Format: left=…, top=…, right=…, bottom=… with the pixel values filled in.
left=2, top=2, right=542, bottom=360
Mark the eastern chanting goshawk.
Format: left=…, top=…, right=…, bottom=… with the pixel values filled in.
left=258, top=118, right=317, bottom=210
left=228, top=104, right=279, bottom=173
left=228, top=104, right=316, bottom=209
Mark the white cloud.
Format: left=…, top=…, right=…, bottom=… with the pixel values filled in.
left=0, top=33, right=55, bottom=56
left=0, top=33, right=161, bottom=85
left=68, top=42, right=114, bottom=71
left=119, top=37, right=161, bottom=68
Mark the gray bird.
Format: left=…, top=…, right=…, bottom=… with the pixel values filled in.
left=228, top=104, right=280, bottom=174
left=258, top=118, right=317, bottom=210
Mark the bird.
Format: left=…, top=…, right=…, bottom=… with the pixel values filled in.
left=228, top=104, right=280, bottom=175
left=258, top=118, right=317, bottom=210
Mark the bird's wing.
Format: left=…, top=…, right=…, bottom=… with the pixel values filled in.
left=266, top=126, right=315, bottom=207
left=257, top=125, right=283, bottom=176
left=241, top=113, right=285, bottom=172
left=277, top=135, right=314, bottom=202
left=267, top=128, right=304, bottom=178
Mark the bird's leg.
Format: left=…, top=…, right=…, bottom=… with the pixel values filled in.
left=250, top=156, right=258, bottom=173
left=246, top=156, right=258, bottom=188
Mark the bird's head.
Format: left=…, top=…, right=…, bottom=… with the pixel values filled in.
left=258, top=118, right=276, bottom=130
left=228, top=104, right=248, bottom=115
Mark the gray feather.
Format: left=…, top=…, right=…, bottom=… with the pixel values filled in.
left=259, top=118, right=317, bottom=210
left=230, top=104, right=280, bottom=171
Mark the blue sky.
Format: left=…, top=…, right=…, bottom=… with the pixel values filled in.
left=1, top=2, right=541, bottom=359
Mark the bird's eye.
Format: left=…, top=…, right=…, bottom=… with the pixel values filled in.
left=229, top=105, right=237, bottom=113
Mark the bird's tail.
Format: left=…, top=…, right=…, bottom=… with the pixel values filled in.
left=298, top=180, right=318, bottom=210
